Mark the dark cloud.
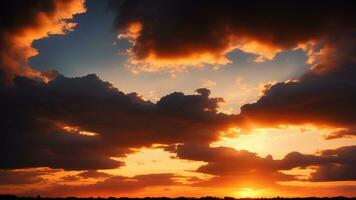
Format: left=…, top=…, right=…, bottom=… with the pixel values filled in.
left=236, top=27, right=356, bottom=139
left=111, top=0, right=355, bottom=70
left=282, top=146, right=356, bottom=182
left=0, top=72, right=231, bottom=170
left=167, top=144, right=356, bottom=184
left=0, top=0, right=85, bottom=81
left=309, top=164, right=356, bottom=182
left=240, top=60, right=356, bottom=135
left=169, top=144, right=294, bottom=187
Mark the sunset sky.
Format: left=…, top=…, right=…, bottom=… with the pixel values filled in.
left=1, top=0, right=356, bottom=198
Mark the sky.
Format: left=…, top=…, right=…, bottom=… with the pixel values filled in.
left=0, top=0, right=356, bottom=198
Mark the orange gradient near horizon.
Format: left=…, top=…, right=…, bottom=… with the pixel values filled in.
left=2, top=123, right=355, bottom=197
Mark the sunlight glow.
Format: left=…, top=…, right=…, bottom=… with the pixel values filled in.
left=235, top=187, right=259, bottom=198
left=62, top=125, right=98, bottom=136
left=105, top=147, right=209, bottom=178
left=212, top=125, right=356, bottom=158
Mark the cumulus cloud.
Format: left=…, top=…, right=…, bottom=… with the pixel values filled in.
left=0, top=72, right=232, bottom=170
left=111, top=0, right=355, bottom=73
left=0, top=0, right=86, bottom=82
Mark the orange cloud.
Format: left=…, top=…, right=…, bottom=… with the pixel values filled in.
left=120, top=30, right=286, bottom=74
left=0, top=0, right=86, bottom=82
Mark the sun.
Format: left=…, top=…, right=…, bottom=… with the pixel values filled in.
left=236, top=187, right=259, bottom=198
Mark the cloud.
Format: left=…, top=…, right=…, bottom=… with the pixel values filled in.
left=309, top=164, right=356, bottom=182
left=60, top=175, right=82, bottom=182
left=2, top=144, right=355, bottom=195
left=166, top=144, right=356, bottom=185
left=20, top=173, right=179, bottom=197
left=168, top=144, right=294, bottom=188
left=237, top=26, right=356, bottom=141
left=0, top=72, right=232, bottom=170
left=110, top=0, right=355, bottom=73
left=0, top=0, right=86, bottom=82
left=282, top=145, right=356, bottom=182
left=240, top=58, right=356, bottom=137
left=324, top=128, right=356, bottom=140
left=0, top=169, right=45, bottom=185
left=57, top=170, right=112, bottom=182
left=77, top=170, right=112, bottom=179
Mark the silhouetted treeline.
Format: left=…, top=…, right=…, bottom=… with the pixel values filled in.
left=0, top=195, right=354, bottom=200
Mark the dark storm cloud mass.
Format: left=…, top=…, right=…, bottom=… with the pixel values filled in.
left=167, top=144, right=356, bottom=183
left=111, top=0, right=355, bottom=69
left=0, top=71, right=231, bottom=170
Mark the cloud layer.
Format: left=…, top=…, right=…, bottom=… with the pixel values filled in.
left=167, top=144, right=356, bottom=184
left=19, top=173, right=179, bottom=197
